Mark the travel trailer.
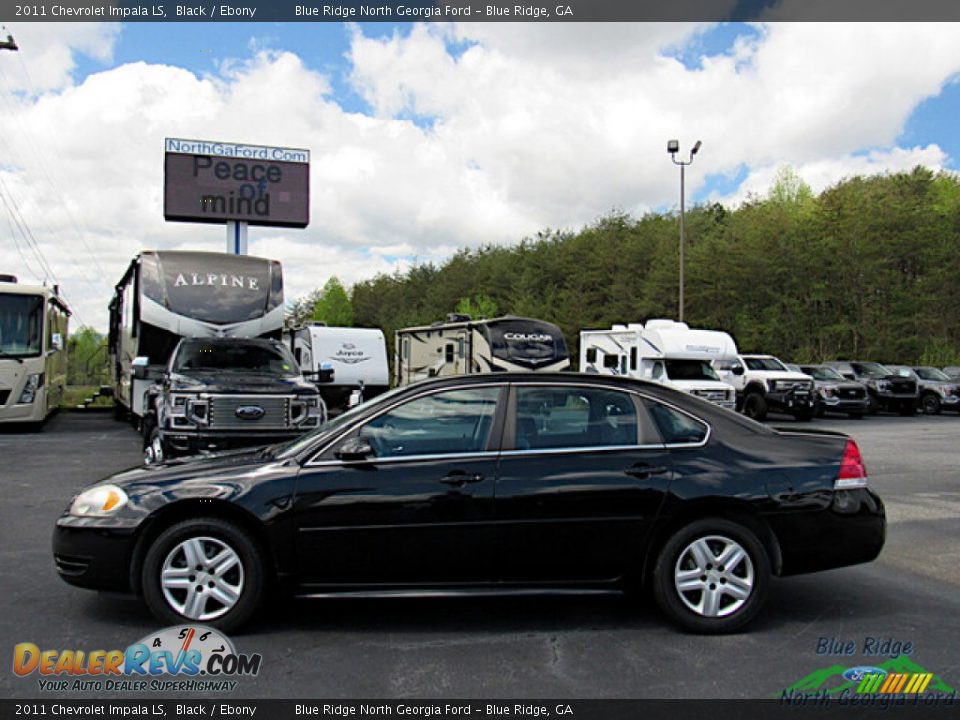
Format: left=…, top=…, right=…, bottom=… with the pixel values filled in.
left=579, top=320, right=737, bottom=410
left=0, top=275, right=70, bottom=424
left=286, top=323, right=390, bottom=411
left=108, top=250, right=284, bottom=420
left=395, top=314, right=570, bottom=386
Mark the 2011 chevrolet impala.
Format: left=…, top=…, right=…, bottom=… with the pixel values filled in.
left=53, top=373, right=885, bottom=633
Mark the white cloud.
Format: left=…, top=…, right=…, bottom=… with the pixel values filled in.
left=2, top=22, right=960, bottom=331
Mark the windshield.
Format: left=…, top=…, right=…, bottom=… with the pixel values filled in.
left=854, top=362, right=891, bottom=378
left=0, top=293, right=43, bottom=358
left=273, top=384, right=410, bottom=459
left=802, top=366, right=844, bottom=381
left=917, top=367, right=950, bottom=381
left=172, top=341, right=299, bottom=377
left=743, top=356, right=787, bottom=372
left=664, top=359, right=720, bottom=381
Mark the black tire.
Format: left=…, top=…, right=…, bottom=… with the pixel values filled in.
left=920, top=393, right=941, bottom=415
left=112, top=401, right=127, bottom=422
left=652, top=518, right=770, bottom=634
left=847, top=412, right=864, bottom=420
left=792, top=408, right=814, bottom=422
left=141, top=518, right=266, bottom=633
left=815, top=403, right=825, bottom=418
left=867, top=395, right=880, bottom=414
left=742, top=393, right=768, bottom=421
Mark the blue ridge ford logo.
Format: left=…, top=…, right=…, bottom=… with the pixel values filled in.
left=234, top=405, right=265, bottom=420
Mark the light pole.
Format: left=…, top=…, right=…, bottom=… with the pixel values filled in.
left=667, top=139, right=701, bottom=323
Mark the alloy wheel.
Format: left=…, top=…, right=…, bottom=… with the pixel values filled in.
left=160, top=536, right=245, bottom=621
left=674, top=535, right=754, bottom=618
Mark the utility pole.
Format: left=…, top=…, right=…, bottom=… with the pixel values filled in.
left=667, top=139, right=701, bottom=323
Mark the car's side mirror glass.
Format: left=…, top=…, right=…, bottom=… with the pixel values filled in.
left=732, top=365, right=745, bottom=376
left=50, top=333, right=63, bottom=351
left=336, top=436, right=374, bottom=461
left=318, top=363, right=335, bottom=384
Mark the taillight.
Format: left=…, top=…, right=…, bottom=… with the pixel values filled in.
left=835, top=439, right=868, bottom=489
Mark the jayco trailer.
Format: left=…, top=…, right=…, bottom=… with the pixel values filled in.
left=108, top=250, right=284, bottom=419
left=0, top=275, right=70, bottom=424
left=395, top=314, right=570, bottom=386
left=579, top=320, right=737, bottom=409
left=286, top=324, right=390, bottom=411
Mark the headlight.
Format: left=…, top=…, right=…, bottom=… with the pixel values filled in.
left=820, top=386, right=835, bottom=398
left=875, top=380, right=889, bottom=391
left=170, top=394, right=194, bottom=417
left=69, top=485, right=129, bottom=517
left=19, top=374, right=40, bottom=404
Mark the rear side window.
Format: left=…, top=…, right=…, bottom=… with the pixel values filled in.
left=645, top=400, right=708, bottom=445
left=514, top=386, right=638, bottom=450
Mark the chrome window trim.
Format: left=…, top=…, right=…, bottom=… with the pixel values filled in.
left=302, top=379, right=712, bottom=468
left=509, top=380, right=712, bottom=450
left=303, top=383, right=508, bottom=467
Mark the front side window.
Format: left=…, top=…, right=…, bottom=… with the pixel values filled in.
left=603, top=354, right=619, bottom=369
left=0, top=293, right=43, bottom=358
left=917, top=367, right=950, bottom=381
left=514, top=386, right=638, bottom=450
left=664, top=359, right=721, bottom=381
left=360, top=386, right=501, bottom=458
left=645, top=400, right=708, bottom=445
left=853, top=362, right=890, bottom=379
left=743, top=356, right=787, bottom=372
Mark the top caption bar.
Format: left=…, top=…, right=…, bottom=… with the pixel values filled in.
left=2, top=0, right=960, bottom=21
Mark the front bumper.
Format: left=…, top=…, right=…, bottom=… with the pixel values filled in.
left=766, top=389, right=816, bottom=412
left=819, top=395, right=871, bottom=412
left=769, top=489, right=886, bottom=576
left=52, top=515, right=141, bottom=593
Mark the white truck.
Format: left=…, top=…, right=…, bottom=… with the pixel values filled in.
left=714, top=354, right=817, bottom=421
left=579, top=320, right=737, bottom=410
left=286, top=323, right=390, bottom=412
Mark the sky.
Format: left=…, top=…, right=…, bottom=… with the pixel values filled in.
left=1, top=21, right=959, bottom=331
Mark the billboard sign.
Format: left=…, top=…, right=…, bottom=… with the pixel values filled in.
left=163, top=138, right=310, bottom=228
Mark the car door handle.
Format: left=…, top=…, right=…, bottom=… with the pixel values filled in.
left=440, top=472, right=485, bottom=486
left=625, top=464, right=669, bottom=479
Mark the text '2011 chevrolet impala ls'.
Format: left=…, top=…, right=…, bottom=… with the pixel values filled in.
left=54, top=373, right=885, bottom=633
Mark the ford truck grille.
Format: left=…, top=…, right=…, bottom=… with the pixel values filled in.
left=887, top=378, right=917, bottom=394
left=208, top=396, right=291, bottom=430
left=837, top=385, right=866, bottom=399
left=692, top=389, right=730, bottom=403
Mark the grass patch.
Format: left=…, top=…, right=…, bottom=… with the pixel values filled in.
left=62, top=386, right=114, bottom=409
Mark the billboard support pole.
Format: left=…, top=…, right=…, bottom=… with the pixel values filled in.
left=226, top=221, right=248, bottom=255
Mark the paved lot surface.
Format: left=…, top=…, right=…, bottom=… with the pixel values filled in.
left=1, top=410, right=959, bottom=699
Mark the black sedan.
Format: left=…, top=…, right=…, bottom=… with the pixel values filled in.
left=54, top=373, right=885, bottom=634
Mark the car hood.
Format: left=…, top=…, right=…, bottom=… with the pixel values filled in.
left=813, top=379, right=865, bottom=389
left=168, top=371, right=318, bottom=396
left=103, top=446, right=281, bottom=493
left=749, top=371, right=813, bottom=383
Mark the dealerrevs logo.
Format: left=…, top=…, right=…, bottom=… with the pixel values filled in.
left=13, top=625, right=262, bottom=692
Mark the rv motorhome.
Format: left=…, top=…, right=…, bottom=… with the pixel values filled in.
left=579, top=320, right=737, bottom=410
left=286, top=324, right=390, bottom=411
left=0, top=275, right=70, bottom=424
left=108, top=250, right=284, bottom=420
left=395, top=314, right=570, bottom=386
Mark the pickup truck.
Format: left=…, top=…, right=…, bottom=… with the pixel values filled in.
left=714, top=354, right=816, bottom=421
left=822, top=361, right=918, bottom=415
left=140, top=337, right=329, bottom=464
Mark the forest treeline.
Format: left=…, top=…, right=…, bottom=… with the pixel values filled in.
left=317, top=167, right=960, bottom=367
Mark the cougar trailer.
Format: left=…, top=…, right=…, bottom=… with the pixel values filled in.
left=395, top=314, right=569, bottom=386
left=0, top=275, right=70, bottom=424
left=579, top=320, right=737, bottom=410
left=108, top=250, right=284, bottom=420
left=286, top=324, right=389, bottom=411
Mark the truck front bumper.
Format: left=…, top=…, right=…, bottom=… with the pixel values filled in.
left=159, top=427, right=313, bottom=455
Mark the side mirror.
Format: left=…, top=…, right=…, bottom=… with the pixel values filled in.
left=318, top=363, right=335, bottom=384
left=731, top=365, right=745, bottom=376
left=336, top=436, right=374, bottom=461
left=50, top=333, right=63, bottom=351
left=132, top=356, right=150, bottom=380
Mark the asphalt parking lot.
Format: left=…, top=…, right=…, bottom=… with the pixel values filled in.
left=1, top=410, right=959, bottom=699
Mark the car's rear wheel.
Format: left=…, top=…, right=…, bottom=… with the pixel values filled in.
left=792, top=408, right=814, bottom=421
left=652, top=518, right=770, bottom=633
left=899, top=400, right=917, bottom=416
left=142, top=518, right=265, bottom=632
left=742, top=393, right=768, bottom=421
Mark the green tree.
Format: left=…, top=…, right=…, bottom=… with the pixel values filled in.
left=455, top=294, right=499, bottom=319
left=311, top=277, right=354, bottom=327
left=67, top=326, right=108, bottom=386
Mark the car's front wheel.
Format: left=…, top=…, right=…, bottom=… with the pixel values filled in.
left=742, top=393, right=768, bottom=421
left=920, top=393, right=941, bottom=415
left=142, top=518, right=265, bottom=632
left=652, top=518, right=770, bottom=633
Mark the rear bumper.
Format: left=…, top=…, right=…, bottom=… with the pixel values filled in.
left=768, top=489, right=886, bottom=576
